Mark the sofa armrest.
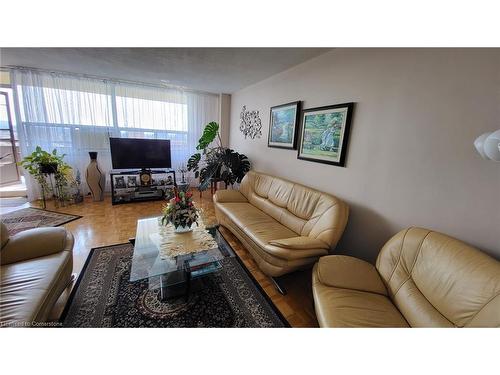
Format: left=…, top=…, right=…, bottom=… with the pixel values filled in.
left=0, top=227, right=74, bottom=266
left=315, top=255, right=388, bottom=296
left=269, top=236, right=329, bottom=250
left=213, top=189, right=248, bottom=204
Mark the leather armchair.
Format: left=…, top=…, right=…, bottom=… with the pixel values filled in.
left=1, top=226, right=72, bottom=265
left=214, top=171, right=349, bottom=278
left=0, top=222, right=74, bottom=327
left=313, top=227, right=500, bottom=327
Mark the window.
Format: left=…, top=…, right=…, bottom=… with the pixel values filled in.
left=116, top=96, right=188, bottom=132
left=18, top=83, right=189, bottom=134
left=17, top=83, right=113, bottom=127
left=13, top=69, right=219, bottom=200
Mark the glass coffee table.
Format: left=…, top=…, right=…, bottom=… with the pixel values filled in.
left=129, top=216, right=234, bottom=301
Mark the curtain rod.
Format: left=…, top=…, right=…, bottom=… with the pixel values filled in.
left=1, top=65, right=221, bottom=97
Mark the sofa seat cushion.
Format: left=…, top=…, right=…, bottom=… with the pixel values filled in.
left=313, top=264, right=409, bottom=328
left=313, top=286, right=410, bottom=328
left=0, top=251, right=72, bottom=326
left=216, top=202, right=329, bottom=261
left=216, top=202, right=297, bottom=242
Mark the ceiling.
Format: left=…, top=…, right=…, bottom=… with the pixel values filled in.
left=0, top=48, right=331, bottom=93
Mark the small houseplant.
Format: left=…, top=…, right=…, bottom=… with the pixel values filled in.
left=187, top=122, right=250, bottom=191
left=72, top=169, right=84, bottom=204
left=19, top=146, right=74, bottom=208
left=161, top=187, right=199, bottom=232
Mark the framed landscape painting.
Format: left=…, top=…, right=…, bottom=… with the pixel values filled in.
left=268, top=101, right=301, bottom=149
left=297, top=103, right=354, bottom=167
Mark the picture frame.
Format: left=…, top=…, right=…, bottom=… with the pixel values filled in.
left=127, top=176, right=138, bottom=187
left=268, top=101, right=301, bottom=149
left=114, top=176, right=126, bottom=189
left=297, top=102, right=354, bottom=167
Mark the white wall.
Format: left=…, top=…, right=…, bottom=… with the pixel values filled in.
left=229, top=48, right=500, bottom=262
left=219, top=93, right=231, bottom=147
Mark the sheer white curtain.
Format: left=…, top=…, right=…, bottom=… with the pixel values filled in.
left=12, top=69, right=219, bottom=200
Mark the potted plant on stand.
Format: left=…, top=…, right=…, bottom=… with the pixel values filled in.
left=19, top=146, right=74, bottom=208
left=187, top=122, right=250, bottom=191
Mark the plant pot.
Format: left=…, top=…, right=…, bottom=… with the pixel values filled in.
left=174, top=224, right=193, bottom=233
left=73, top=190, right=84, bottom=204
left=40, top=163, right=58, bottom=174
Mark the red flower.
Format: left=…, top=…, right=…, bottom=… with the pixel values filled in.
left=175, top=197, right=181, bottom=203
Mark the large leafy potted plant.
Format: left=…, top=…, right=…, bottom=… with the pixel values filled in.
left=187, top=122, right=250, bottom=191
left=19, top=146, right=74, bottom=207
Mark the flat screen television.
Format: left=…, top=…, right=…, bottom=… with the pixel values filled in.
left=110, top=138, right=171, bottom=169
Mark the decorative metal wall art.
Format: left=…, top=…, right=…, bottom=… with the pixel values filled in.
left=240, top=105, right=262, bottom=139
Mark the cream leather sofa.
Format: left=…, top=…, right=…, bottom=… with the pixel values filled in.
left=214, top=171, right=349, bottom=280
left=313, top=227, right=500, bottom=327
left=0, top=222, right=74, bottom=327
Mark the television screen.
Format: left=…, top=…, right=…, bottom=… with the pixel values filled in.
left=110, top=138, right=171, bottom=169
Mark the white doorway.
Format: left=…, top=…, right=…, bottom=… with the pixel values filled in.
left=0, top=88, right=27, bottom=198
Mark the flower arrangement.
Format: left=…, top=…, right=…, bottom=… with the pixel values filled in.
left=161, top=187, right=199, bottom=232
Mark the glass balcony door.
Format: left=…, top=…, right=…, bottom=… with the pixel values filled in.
left=0, top=91, right=20, bottom=185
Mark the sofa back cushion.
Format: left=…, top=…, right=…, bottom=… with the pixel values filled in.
left=376, top=227, right=500, bottom=327
left=285, top=184, right=320, bottom=220
left=239, top=171, right=348, bottom=250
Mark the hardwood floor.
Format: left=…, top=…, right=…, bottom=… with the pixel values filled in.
left=34, top=191, right=319, bottom=327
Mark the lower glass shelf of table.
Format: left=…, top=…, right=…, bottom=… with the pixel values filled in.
left=130, top=216, right=234, bottom=301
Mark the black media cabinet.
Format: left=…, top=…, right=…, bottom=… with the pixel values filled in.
left=110, top=169, right=177, bottom=205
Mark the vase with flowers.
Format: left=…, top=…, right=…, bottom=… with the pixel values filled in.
left=161, top=187, right=199, bottom=233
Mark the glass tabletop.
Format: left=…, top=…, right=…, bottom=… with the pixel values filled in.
left=129, top=216, right=233, bottom=282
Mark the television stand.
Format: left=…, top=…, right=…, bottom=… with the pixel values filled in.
left=110, top=169, right=177, bottom=205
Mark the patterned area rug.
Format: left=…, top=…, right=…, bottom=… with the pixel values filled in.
left=1, top=207, right=81, bottom=236
left=61, top=237, right=289, bottom=327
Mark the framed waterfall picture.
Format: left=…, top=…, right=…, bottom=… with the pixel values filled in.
left=268, top=101, right=301, bottom=149
left=297, top=102, right=354, bottom=167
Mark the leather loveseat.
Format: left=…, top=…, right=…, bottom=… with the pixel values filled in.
left=313, top=227, right=500, bottom=327
left=213, top=171, right=349, bottom=280
left=0, top=222, right=74, bottom=327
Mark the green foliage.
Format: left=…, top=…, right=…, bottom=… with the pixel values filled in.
left=197, top=154, right=222, bottom=191
left=18, top=146, right=74, bottom=204
left=196, top=121, right=219, bottom=150
left=187, top=153, right=201, bottom=179
left=20, top=146, right=59, bottom=175
left=222, top=148, right=251, bottom=185
left=187, top=122, right=251, bottom=191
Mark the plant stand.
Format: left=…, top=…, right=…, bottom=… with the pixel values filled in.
left=47, top=173, right=59, bottom=208
left=199, top=178, right=227, bottom=198
left=40, top=184, right=47, bottom=209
